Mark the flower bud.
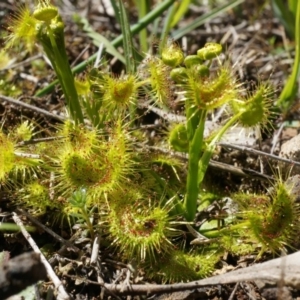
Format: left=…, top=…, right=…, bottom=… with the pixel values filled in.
left=170, top=67, right=188, bottom=83
left=33, top=6, right=58, bottom=22
left=192, top=64, right=210, bottom=78
left=184, top=55, right=202, bottom=68
left=197, top=43, right=222, bottom=60
left=161, top=42, right=184, bottom=67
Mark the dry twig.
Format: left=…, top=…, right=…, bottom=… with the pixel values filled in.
left=12, top=212, right=72, bottom=300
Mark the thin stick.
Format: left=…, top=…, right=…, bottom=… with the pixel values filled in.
left=16, top=209, right=80, bottom=254
left=16, top=136, right=64, bottom=147
left=0, top=54, right=43, bottom=71
left=219, top=142, right=300, bottom=167
left=228, top=282, right=239, bottom=300
left=71, top=44, right=91, bottom=67
left=0, top=94, right=66, bottom=122
left=12, top=212, right=71, bottom=300
left=90, top=234, right=100, bottom=265
left=146, top=146, right=274, bottom=181
left=271, top=122, right=284, bottom=154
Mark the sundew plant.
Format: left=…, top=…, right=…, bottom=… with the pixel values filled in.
left=1, top=0, right=300, bottom=282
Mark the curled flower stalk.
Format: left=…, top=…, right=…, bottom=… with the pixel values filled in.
left=171, top=43, right=275, bottom=221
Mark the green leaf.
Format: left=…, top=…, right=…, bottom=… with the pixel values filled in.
left=160, top=2, right=178, bottom=52
left=170, top=0, right=192, bottom=28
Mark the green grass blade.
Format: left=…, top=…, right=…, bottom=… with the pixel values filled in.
left=118, top=0, right=137, bottom=74
left=288, top=0, right=298, bottom=15
left=271, top=0, right=295, bottom=37
left=170, top=0, right=192, bottom=28
left=172, top=0, right=245, bottom=40
left=160, top=2, right=178, bottom=53
left=110, top=0, right=121, bottom=23
left=135, top=0, right=150, bottom=53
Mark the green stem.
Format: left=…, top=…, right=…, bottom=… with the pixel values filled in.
left=46, top=25, right=84, bottom=123
left=81, top=208, right=95, bottom=240
left=197, top=113, right=240, bottom=185
left=184, top=109, right=207, bottom=221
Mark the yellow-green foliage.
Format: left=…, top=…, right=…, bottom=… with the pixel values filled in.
left=108, top=190, right=179, bottom=261
left=0, top=132, right=15, bottom=181
left=18, top=181, right=59, bottom=214
left=168, top=123, right=189, bottom=152
left=56, top=120, right=134, bottom=199
left=232, top=180, right=300, bottom=254
left=147, top=250, right=219, bottom=283
left=0, top=1, right=282, bottom=282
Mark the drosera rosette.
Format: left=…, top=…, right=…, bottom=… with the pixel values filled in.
left=107, top=190, right=183, bottom=262
left=145, top=249, right=220, bottom=283
left=55, top=119, right=135, bottom=200
left=89, top=70, right=139, bottom=114
left=175, top=42, right=277, bottom=222
left=140, top=54, right=175, bottom=107
left=0, top=131, right=15, bottom=183
left=230, top=81, right=275, bottom=129
left=0, top=122, right=41, bottom=185
left=181, top=64, right=239, bottom=111
left=16, top=180, right=60, bottom=215
left=230, top=179, right=300, bottom=256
